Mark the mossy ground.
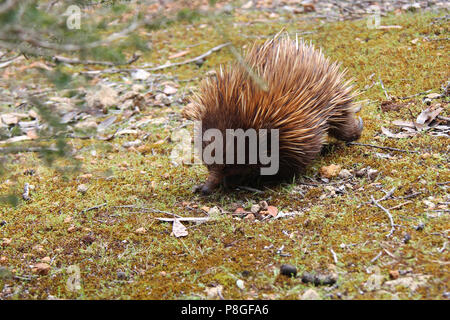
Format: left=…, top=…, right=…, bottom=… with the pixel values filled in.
left=0, top=9, right=449, bottom=299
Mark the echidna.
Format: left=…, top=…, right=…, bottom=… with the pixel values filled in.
left=183, top=34, right=363, bottom=194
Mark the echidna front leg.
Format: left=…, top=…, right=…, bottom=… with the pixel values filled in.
left=193, top=169, right=223, bottom=195
left=328, top=106, right=363, bottom=142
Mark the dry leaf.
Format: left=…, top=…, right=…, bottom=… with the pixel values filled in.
left=416, top=107, right=443, bottom=125
left=172, top=219, right=188, bottom=237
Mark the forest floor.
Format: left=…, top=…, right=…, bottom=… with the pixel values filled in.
left=0, top=1, right=449, bottom=299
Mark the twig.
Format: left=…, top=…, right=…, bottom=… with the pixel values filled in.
left=237, top=186, right=263, bottom=193
left=370, top=251, right=383, bottom=263
left=330, top=248, right=338, bottom=264
left=379, top=77, right=390, bottom=100
left=347, top=142, right=419, bottom=154
left=399, top=191, right=422, bottom=200
left=146, top=42, right=231, bottom=72
left=53, top=53, right=140, bottom=66
left=389, top=201, right=413, bottom=210
left=81, top=202, right=107, bottom=214
left=371, top=196, right=396, bottom=238
left=378, top=187, right=396, bottom=202
left=155, top=217, right=210, bottom=223
left=22, top=183, right=31, bottom=201
left=111, top=205, right=181, bottom=218
left=398, top=89, right=432, bottom=100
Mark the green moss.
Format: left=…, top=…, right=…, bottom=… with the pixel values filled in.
left=0, top=10, right=448, bottom=300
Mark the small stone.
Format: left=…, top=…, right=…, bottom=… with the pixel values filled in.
left=234, top=207, right=246, bottom=214
left=41, top=257, right=51, bottom=263
left=244, top=213, right=255, bottom=221
left=421, top=153, right=431, bottom=159
left=415, top=223, right=425, bottom=231
left=384, top=276, right=429, bottom=292
left=259, top=201, right=268, bottom=210
left=389, top=270, right=400, bottom=280
left=77, top=184, right=88, bottom=194
left=117, top=271, right=127, bottom=280
left=250, top=204, right=260, bottom=214
left=208, top=206, right=221, bottom=217
left=338, top=169, right=352, bottom=179
left=403, top=233, right=411, bottom=244
left=301, top=289, right=321, bottom=300
left=355, top=168, right=367, bottom=177
left=236, top=279, right=245, bottom=290
left=280, top=264, right=297, bottom=277
left=163, top=85, right=177, bottom=95
left=160, top=271, right=167, bottom=276
left=367, top=169, right=379, bottom=180
left=131, top=69, right=150, bottom=81
left=135, top=227, right=147, bottom=234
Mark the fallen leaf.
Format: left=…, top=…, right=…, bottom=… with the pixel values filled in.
left=172, top=219, right=188, bottom=237
left=32, top=263, right=51, bottom=275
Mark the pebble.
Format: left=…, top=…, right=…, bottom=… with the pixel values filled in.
left=236, top=279, right=245, bottom=290
left=301, top=289, right=321, bottom=300
left=403, top=232, right=412, bottom=244
left=77, top=184, right=88, bottom=194
left=117, top=271, right=127, bottom=280
left=280, top=264, right=297, bottom=277
left=250, top=204, right=260, bottom=214
left=301, top=272, right=337, bottom=286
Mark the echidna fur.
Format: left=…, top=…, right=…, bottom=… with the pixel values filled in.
left=183, top=33, right=363, bottom=194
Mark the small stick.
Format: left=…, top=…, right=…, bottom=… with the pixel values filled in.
left=347, top=142, right=419, bottom=154
left=399, top=191, right=422, bottom=199
left=22, top=183, right=31, bottom=201
left=371, top=196, right=396, bottom=238
left=237, top=186, right=263, bottom=193
left=379, top=77, right=390, bottom=100
left=370, top=251, right=383, bottom=263
left=398, top=89, right=432, bottom=100
left=330, top=248, right=338, bottom=264
left=389, top=201, right=413, bottom=210
left=438, top=242, right=447, bottom=253
left=155, top=217, right=210, bottom=223
left=111, top=205, right=181, bottom=218
left=146, top=42, right=231, bottom=72
left=53, top=53, right=140, bottom=66
left=378, top=187, right=396, bottom=202
left=81, top=202, right=107, bottom=214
